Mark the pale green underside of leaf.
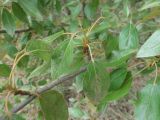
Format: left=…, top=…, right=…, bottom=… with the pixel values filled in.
left=43, top=31, right=64, bottom=44
left=137, top=30, right=160, bottom=58
left=54, top=39, right=74, bottom=77
left=69, top=107, right=85, bottom=119
left=135, top=84, right=160, bottom=120
left=119, top=23, right=139, bottom=50
left=70, top=3, right=82, bottom=18
left=26, top=40, right=52, bottom=61
left=140, top=1, right=160, bottom=11
left=27, top=62, right=50, bottom=80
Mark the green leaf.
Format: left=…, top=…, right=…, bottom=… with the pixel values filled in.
left=12, top=2, right=28, bottom=23
left=16, top=79, right=24, bottom=86
left=20, top=32, right=32, bottom=47
left=109, top=68, right=127, bottom=91
left=102, top=34, right=118, bottom=59
left=5, top=44, right=18, bottom=58
left=28, top=62, right=50, bottom=79
left=54, top=39, right=74, bottom=77
left=135, top=84, right=160, bottom=120
left=119, top=23, right=139, bottom=50
left=68, top=52, right=85, bottom=73
left=18, top=0, right=42, bottom=20
left=17, top=56, right=29, bottom=68
left=103, top=72, right=131, bottom=101
left=55, top=0, right=61, bottom=13
left=39, top=90, right=68, bottom=120
left=43, top=31, right=64, bottom=44
left=83, top=62, right=110, bottom=105
left=104, top=49, right=136, bottom=67
left=69, top=107, right=84, bottom=118
left=75, top=74, right=84, bottom=93
left=141, top=67, right=155, bottom=75
left=4, top=33, right=14, bottom=42
left=68, top=20, right=79, bottom=32
left=123, top=0, right=130, bottom=17
left=50, top=41, right=68, bottom=78
left=0, top=63, right=11, bottom=77
left=2, top=8, right=16, bottom=36
left=89, top=20, right=109, bottom=35
left=31, top=20, right=44, bottom=34
left=84, top=0, right=99, bottom=20
left=84, top=4, right=94, bottom=20
left=98, top=72, right=132, bottom=111
left=137, top=30, right=160, bottom=58
left=26, top=40, right=52, bottom=61
left=38, top=80, right=47, bottom=86
left=140, top=1, right=160, bottom=11
left=70, top=3, right=82, bottom=18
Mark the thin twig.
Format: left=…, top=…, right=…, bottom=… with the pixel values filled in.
left=153, top=62, right=158, bottom=85
left=0, top=67, right=87, bottom=120
left=86, top=17, right=104, bottom=36
left=87, top=44, right=94, bottom=63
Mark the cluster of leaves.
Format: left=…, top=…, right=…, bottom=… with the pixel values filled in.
left=0, top=0, right=160, bottom=119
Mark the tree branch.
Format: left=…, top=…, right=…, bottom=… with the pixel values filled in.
left=0, top=67, right=87, bottom=120
left=0, top=28, right=31, bottom=34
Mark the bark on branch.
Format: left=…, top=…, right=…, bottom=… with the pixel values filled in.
left=0, top=67, right=87, bottom=120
